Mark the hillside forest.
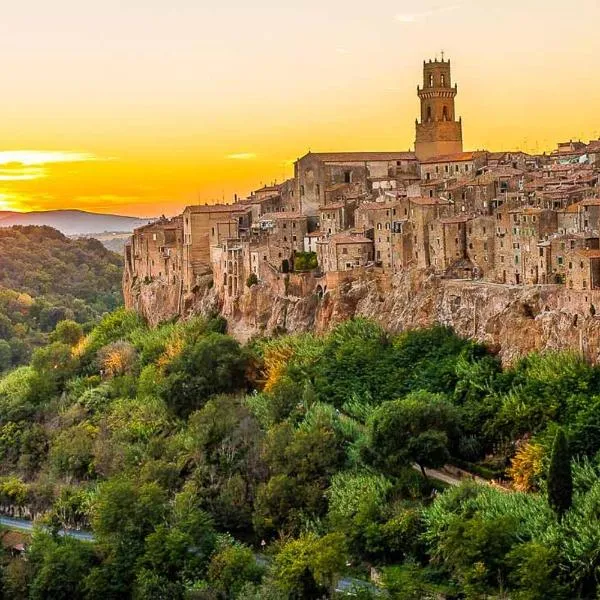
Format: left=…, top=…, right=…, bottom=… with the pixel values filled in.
left=0, top=307, right=598, bottom=598
left=0, top=226, right=123, bottom=372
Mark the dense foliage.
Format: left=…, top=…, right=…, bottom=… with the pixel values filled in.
left=0, top=226, right=123, bottom=371
left=0, top=313, right=600, bottom=597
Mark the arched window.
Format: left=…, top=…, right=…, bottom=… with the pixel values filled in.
left=429, top=74, right=434, bottom=87
left=426, top=106, right=432, bottom=122
left=442, top=105, right=449, bottom=121
left=441, top=74, right=445, bottom=86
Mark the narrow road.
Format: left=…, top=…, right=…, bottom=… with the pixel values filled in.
left=0, top=516, right=95, bottom=542
left=415, top=464, right=509, bottom=491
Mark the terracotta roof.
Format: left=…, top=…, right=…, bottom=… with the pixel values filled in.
left=439, top=216, right=471, bottom=224
left=420, top=151, right=485, bottom=164
left=581, top=198, right=600, bottom=206
left=409, top=196, right=450, bottom=206
left=576, top=249, right=600, bottom=259
left=185, top=203, right=249, bottom=214
left=259, top=212, right=306, bottom=220
left=302, top=151, right=416, bottom=163
left=357, top=199, right=403, bottom=211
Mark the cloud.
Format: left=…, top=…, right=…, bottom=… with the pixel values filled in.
left=0, top=151, right=105, bottom=183
left=226, top=153, right=257, bottom=161
left=0, top=151, right=99, bottom=167
left=395, top=4, right=461, bottom=23
left=0, top=166, right=46, bottom=182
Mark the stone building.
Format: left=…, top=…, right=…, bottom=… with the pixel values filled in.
left=420, top=151, right=488, bottom=182
left=182, top=204, right=251, bottom=293
left=128, top=217, right=184, bottom=284
left=294, top=151, right=417, bottom=216
left=316, top=233, right=374, bottom=273
left=355, top=198, right=412, bottom=271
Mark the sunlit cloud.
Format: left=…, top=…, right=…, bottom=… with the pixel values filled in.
left=0, top=166, right=46, bottom=181
left=395, top=4, right=461, bottom=23
left=0, top=151, right=100, bottom=167
left=0, top=191, right=28, bottom=211
left=226, top=153, right=257, bottom=160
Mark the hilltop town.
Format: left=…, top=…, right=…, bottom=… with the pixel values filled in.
left=124, top=57, right=600, bottom=358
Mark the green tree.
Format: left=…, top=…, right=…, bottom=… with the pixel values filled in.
left=0, top=340, right=11, bottom=372
left=547, top=428, right=573, bottom=520
left=163, top=333, right=247, bottom=417
left=367, top=391, right=458, bottom=477
left=269, top=532, right=347, bottom=598
left=207, top=543, right=263, bottom=597
left=28, top=532, right=95, bottom=600
left=51, top=320, right=84, bottom=346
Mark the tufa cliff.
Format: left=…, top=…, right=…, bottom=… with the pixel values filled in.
left=124, top=267, right=600, bottom=364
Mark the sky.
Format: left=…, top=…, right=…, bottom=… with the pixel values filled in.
left=1, top=0, right=599, bottom=217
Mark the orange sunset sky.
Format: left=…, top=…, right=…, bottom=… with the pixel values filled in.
left=1, top=0, right=599, bottom=217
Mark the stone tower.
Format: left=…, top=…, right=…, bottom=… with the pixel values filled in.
left=415, top=57, right=463, bottom=161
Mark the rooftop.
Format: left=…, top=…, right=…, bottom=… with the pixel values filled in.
left=300, top=151, right=416, bottom=163
left=420, top=151, right=486, bottom=164
left=575, top=249, right=600, bottom=259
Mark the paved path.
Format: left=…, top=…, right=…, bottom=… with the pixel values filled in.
left=415, top=464, right=510, bottom=492
left=0, top=516, right=95, bottom=542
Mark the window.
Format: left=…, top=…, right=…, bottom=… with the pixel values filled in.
left=282, top=223, right=287, bottom=229
left=570, top=240, right=575, bottom=249
left=515, top=256, right=519, bottom=264
left=316, top=184, right=320, bottom=197
left=344, top=171, right=352, bottom=183
left=441, top=73, right=445, bottom=86
left=211, top=227, right=214, bottom=235
left=426, top=106, right=432, bottom=121
left=429, top=74, right=434, bottom=87
left=558, top=256, right=564, bottom=265
left=342, top=248, right=348, bottom=254
left=442, top=105, right=449, bottom=121
left=300, top=185, right=305, bottom=196
left=539, top=248, right=544, bottom=257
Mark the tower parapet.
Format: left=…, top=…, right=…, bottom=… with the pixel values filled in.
left=415, top=57, right=463, bottom=161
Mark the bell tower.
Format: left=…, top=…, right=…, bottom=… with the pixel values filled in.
left=415, top=57, right=463, bottom=161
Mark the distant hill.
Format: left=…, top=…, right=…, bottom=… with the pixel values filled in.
left=0, top=209, right=153, bottom=236
left=0, top=225, right=124, bottom=370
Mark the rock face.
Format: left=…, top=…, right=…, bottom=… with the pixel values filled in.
left=124, top=267, right=600, bottom=363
